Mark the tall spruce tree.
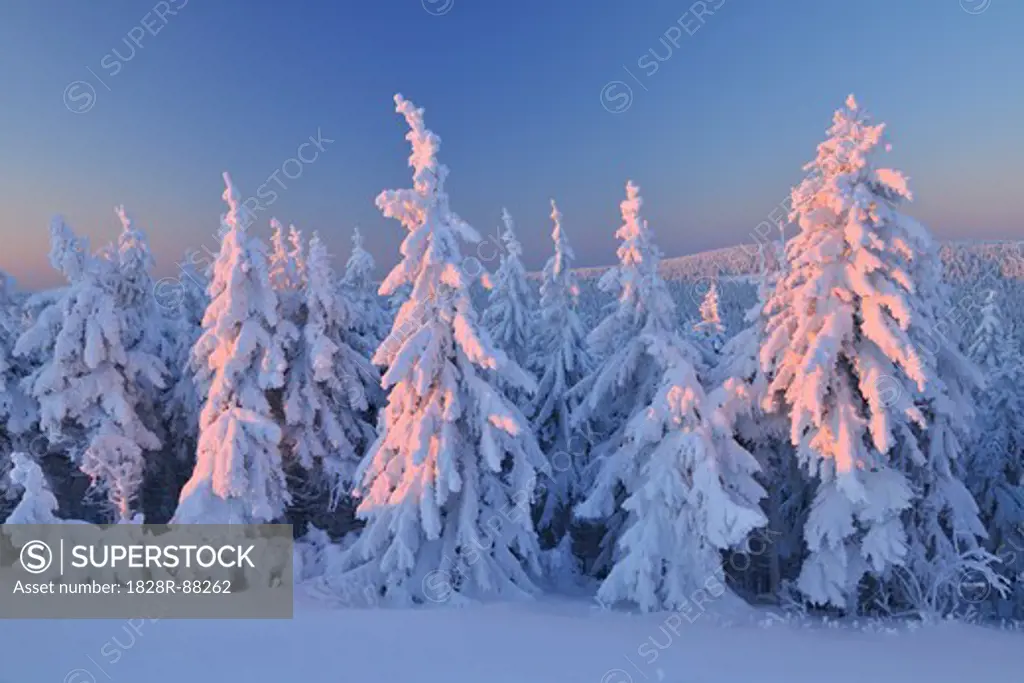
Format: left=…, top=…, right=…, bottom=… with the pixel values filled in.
left=965, top=289, right=1024, bottom=617
left=324, top=95, right=547, bottom=605
left=15, top=216, right=165, bottom=522
left=761, top=95, right=994, bottom=613
left=528, top=200, right=591, bottom=553
left=483, top=208, right=535, bottom=369
left=282, top=231, right=381, bottom=508
left=573, top=182, right=765, bottom=612
left=173, top=174, right=290, bottom=524
left=341, top=226, right=389, bottom=353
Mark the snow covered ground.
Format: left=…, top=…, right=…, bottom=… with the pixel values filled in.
left=3, top=596, right=1020, bottom=683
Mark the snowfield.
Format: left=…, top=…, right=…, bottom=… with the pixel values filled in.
left=4, top=597, right=1021, bottom=683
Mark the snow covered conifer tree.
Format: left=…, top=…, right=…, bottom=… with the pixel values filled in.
left=288, top=224, right=307, bottom=289
left=269, top=218, right=305, bottom=322
left=570, top=181, right=692, bottom=573
left=713, top=243, right=807, bottom=600
left=15, top=217, right=164, bottom=522
left=172, top=173, right=290, bottom=524
left=270, top=220, right=298, bottom=291
left=0, top=273, right=34, bottom=449
left=341, top=226, right=389, bottom=351
left=161, top=252, right=208, bottom=468
left=528, top=200, right=591, bottom=549
left=693, top=280, right=725, bottom=350
left=573, top=182, right=766, bottom=610
left=113, top=206, right=159, bottom=336
left=714, top=245, right=780, bottom=402
left=112, top=206, right=172, bottom=515
left=387, top=284, right=410, bottom=320
left=8, top=220, right=88, bottom=465
left=281, top=231, right=381, bottom=507
left=965, top=289, right=1024, bottom=616
left=0, top=274, right=34, bottom=504
left=688, top=279, right=726, bottom=372
left=761, top=95, right=992, bottom=612
left=326, top=95, right=547, bottom=605
left=894, top=218, right=999, bottom=615
left=4, top=452, right=61, bottom=524
left=482, top=208, right=535, bottom=370
left=47, top=217, right=89, bottom=285
left=571, top=182, right=679, bottom=428
left=266, top=218, right=303, bottom=448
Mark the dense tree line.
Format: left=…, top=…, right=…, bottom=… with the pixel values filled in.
left=2, top=94, right=1021, bottom=620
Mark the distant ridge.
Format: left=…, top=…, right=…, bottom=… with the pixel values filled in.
left=572, top=240, right=1024, bottom=284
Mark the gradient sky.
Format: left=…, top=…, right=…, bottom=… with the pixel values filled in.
left=1, top=0, right=1022, bottom=290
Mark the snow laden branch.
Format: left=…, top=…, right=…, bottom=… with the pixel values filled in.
left=528, top=199, right=592, bottom=558
left=173, top=173, right=291, bottom=524
left=14, top=211, right=166, bottom=522
left=573, top=181, right=766, bottom=611
left=761, top=95, right=992, bottom=612
left=320, top=95, right=548, bottom=606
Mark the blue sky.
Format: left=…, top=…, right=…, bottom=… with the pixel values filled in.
left=1, top=0, right=1022, bottom=289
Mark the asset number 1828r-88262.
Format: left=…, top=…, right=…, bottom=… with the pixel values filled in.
left=124, top=579, right=232, bottom=595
